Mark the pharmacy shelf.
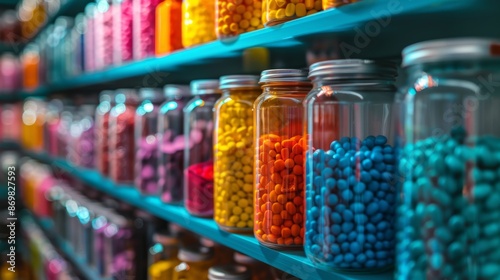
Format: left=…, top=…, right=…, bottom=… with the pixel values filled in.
left=0, top=90, right=48, bottom=101
left=0, top=0, right=19, bottom=9
left=24, top=150, right=393, bottom=280
left=23, top=210, right=106, bottom=280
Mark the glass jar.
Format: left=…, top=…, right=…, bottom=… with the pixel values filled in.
left=84, top=3, right=97, bottom=72
left=21, top=99, right=45, bottom=151
left=95, top=0, right=114, bottom=70
left=216, top=0, right=264, bottom=39
left=213, top=75, right=261, bottom=232
left=92, top=207, right=110, bottom=276
left=303, top=60, right=397, bottom=271
left=113, top=0, right=134, bottom=64
left=21, top=45, right=40, bottom=90
left=208, top=265, right=252, bottom=280
left=184, top=80, right=222, bottom=217
left=105, top=213, right=137, bottom=279
left=253, top=69, right=311, bottom=249
left=57, top=106, right=74, bottom=159
left=1, top=103, right=21, bottom=141
left=263, top=0, right=322, bottom=26
left=96, top=90, right=115, bottom=176
left=158, top=85, right=191, bottom=203
left=109, top=89, right=139, bottom=184
left=172, top=246, right=215, bottom=280
left=44, top=100, right=63, bottom=156
left=134, top=88, right=164, bottom=195
left=133, top=0, right=162, bottom=60
left=77, top=105, right=96, bottom=169
left=322, top=0, right=357, bottom=10
left=181, top=0, right=217, bottom=48
left=0, top=53, right=21, bottom=92
left=397, top=38, right=500, bottom=279
left=233, top=253, right=273, bottom=280
left=155, top=0, right=183, bottom=56
left=148, top=230, right=180, bottom=280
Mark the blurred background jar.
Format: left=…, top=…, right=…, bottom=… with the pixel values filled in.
left=155, top=0, right=183, bottom=56
left=253, top=69, right=311, bottom=249
left=172, top=246, right=215, bottom=280
left=96, top=90, right=115, bottom=176
left=148, top=229, right=180, bottom=280
left=22, top=98, right=46, bottom=151
left=133, top=0, right=162, bottom=60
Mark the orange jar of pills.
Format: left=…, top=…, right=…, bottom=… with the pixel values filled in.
left=182, top=0, right=217, bottom=47
left=216, top=0, right=264, bottom=39
left=263, top=0, right=322, bottom=26
left=253, top=69, right=311, bottom=249
left=322, top=0, right=357, bottom=10
left=155, top=0, right=183, bottom=56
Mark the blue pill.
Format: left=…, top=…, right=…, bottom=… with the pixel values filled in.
left=341, top=242, right=350, bottom=252
left=350, top=137, right=359, bottom=145
left=327, top=159, right=338, bottom=168
left=366, top=260, right=376, bottom=267
left=367, top=234, right=376, bottom=244
left=325, top=178, right=336, bottom=190
left=344, top=253, right=355, bottom=263
left=380, top=183, right=390, bottom=191
left=343, top=210, right=354, bottom=221
left=374, top=162, right=386, bottom=171
left=342, top=222, right=354, bottom=233
left=356, top=225, right=365, bottom=232
left=362, top=191, right=374, bottom=203
left=376, top=250, right=388, bottom=259
left=333, top=255, right=343, bottom=264
left=375, top=242, right=383, bottom=250
left=311, top=244, right=321, bottom=255
left=375, top=135, right=387, bottom=146
left=326, top=149, right=335, bottom=158
left=338, top=233, right=347, bottom=243
left=333, top=169, right=342, bottom=179
left=371, top=213, right=383, bottom=223
left=336, top=148, right=346, bottom=157
left=376, top=191, right=386, bottom=199
left=328, top=194, right=339, bottom=205
left=379, top=200, right=390, bottom=212
left=377, top=221, right=389, bottom=231
left=343, top=167, right=353, bottom=178
left=314, top=195, right=321, bottom=206
left=351, top=202, right=365, bottom=213
left=366, top=223, right=376, bottom=233
left=355, top=214, right=368, bottom=224
left=331, top=244, right=341, bottom=254
left=340, top=137, right=350, bottom=143
left=314, top=149, right=325, bottom=162
left=430, top=253, right=443, bottom=269
left=369, top=169, right=381, bottom=180
left=313, top=176, right=323, bottom=187
left=347, top=175, right=357, bottom=186
left=361, top=159, right=373, bottom=170
left=348, top=231, right=357, bottom=241
left=338, top=158, right=349, bottom=169
left=376, top=232, right=385, bottom=240
left=335, top=204, right=346, bottom=213
left=368, top=181, right=380, bottom=192
left=342, top=189, right=354, bottom=201
left=354, top=182, right=366, bottom=194
left=322, top=167, right=333, bottom=178
left=383, top=154, right=395, bottom=163
left=331, top=225, right=341, bottom=235
left=326, top=235, right=335, bottom=244
left=383, top=146, right=393, bottom=154
left=356, top=234, right=365, bottom=244
left=366, top=250, right=375, bottom=259
left=310, top=207, right=320, bottom=218
left=350, top=242, right=361, bottom=254
left=343, top=142, right=351, bottom=150
left=330, top=212, right=342, bottom=223
left=360, top=172, right=371, bottom=183
left=366, top=202, right=379, bottom=216
left=356, top=253, right=367, bottom=264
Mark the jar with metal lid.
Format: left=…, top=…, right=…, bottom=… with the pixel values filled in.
left=133, top=0, right=162, bottom=60
left=322, top=0, right=358, bottom=10
left=184, top=80, right=222, bottom=217
left=172, top=246, right=215, bottom=280
left=158, top=85, right=191, bottom=203
left=253, top=69, right=311, bottom=249
left=135, top=88, right=164, bottom=196
left=233, top=253, right=273, bottom=280
left=396, top=38, right=500, bottom=280
left=208, top=265, right=252, bottom=280
left=148, top=230, right=180, bottom=280
left=303, top=59, right=397, bottom=271
left=155, top=0, right=183, bottom=56
left=96, top=90, right=115, bottom=176
left=109, top=89, right=139, bottom=184
left=263, top=0, right=322, bottom=27
left=182, top=0, right=217, bottom=48
left=216, top=0, right=264, bottom=39
left=214, top=75, right=261, bottom=232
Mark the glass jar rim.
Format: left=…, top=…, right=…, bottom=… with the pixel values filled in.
left=208, top=265, right=251, bottom=280
left=309, top=59, right=397, bottom=81
left=259, top=69, right=310, bottom=84
left=163, top=84, right=191, bottom=98
left=139, top=88, right=163, bottom=101
left=402, top=37, right=500, bottom=67
left=190, top=79, right=222, bottom=95
left=178, top=246, right=214, bottom=262
left=219, top=75, right=260, bottom=89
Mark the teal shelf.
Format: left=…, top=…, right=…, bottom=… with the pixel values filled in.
left=0, top=0, right=19, bottom=9
left=23, top=211, right=106, bottom=280
left=24, top=150, right=394, bottom=280
left=0, top=89, right=48, bottom=102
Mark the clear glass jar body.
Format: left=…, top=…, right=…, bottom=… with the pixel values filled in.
left=397, top=60, right=500, bottom=279
left=263, top=0, right=322, bottom=26
left=113, top=0, right=134, bottom=64
left=158, top=94, right=192, bottom=203
left=109, top=91, right=138, bottom=184
left=322, top=0, right=358, bottom=10
left=21, top=48, right=40, bottom=90
left=148, top=234, right=179, bottom=280
left=133, top=0, right=162, bottom=60
left=104, top=218, right=137, bottom=279
left=77, top=106, right=96, bottom=169
left=184, top=93, right=220, bottom=217
left=216, top=0, right=264, bottom=39
left=172, top=247, right=215, bottom=280
left=0, top=103, right=21, bottom=141
left=214, top=88, right=260, bottom=232
left=135, top=97, right=163, bottom=195
left=155, top=0, right=183, bottom=56
left=96, top=94, right=114, bottom=176
left=95, top=0, right=114, bottom=70
left=0, top=53, right=21, bottom=92
left=253, top=84, right=309, bottom=249
left=84, top=4, right=97, bottom=72
left=21, top=99, right=45, bottom=151
left=181, top=0, right=216, bottom=48
left=304, top=81, right=396, bottom=271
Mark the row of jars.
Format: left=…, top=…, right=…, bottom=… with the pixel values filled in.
left=3, top=0, right=359, bottom=89
left=18, top=37, right=500, bottom=277
left=19, top=159, right=296, bottom=280
left=0, top=102, right=21, bottom=141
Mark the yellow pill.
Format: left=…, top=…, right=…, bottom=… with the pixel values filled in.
left=253, top=9, right=262, bottom=17
left=237, top=221, right=247, bottom=228
left=236, top=4, right=246, bottom=13
left=245, top=206, right=253, bottom=214
left=291, top=0, right=299, bottom=3
left=245, top=0, right=253, bottom=5
left=276, top=8, right=285, bottom=19
left=254, top=1, right=262, bottom=9
left=243, top=11, right=252, bottom=19
left=221, top=25, right=230, bottom=34
left=233, top=206, right=243, bottom=215
left=238, top=199, right=249, bottom=208
left=247, top=6, right=254, bottom=12
left=305, top=0, right=314, bottom=9
left=229, top=216, right=239, bottom=223
left=269, top=0, right=277, bottom=10
left=243, top=184, right=253, bottom=192
left=307, top=9, right=317, bottom=15
left=314, top=0, right=322, bottom=10
left=233, top=14, right=242, bottom=22
left=244, top=174, right=253, bottom=183
left=223, top=15, right=232, bottom=24
left=239, top=19, right=250, bottom=28
left=295, top=3, right=306, bottom=16
left=285, top=3, right=295, bottom=17
left=228, top=201, right=236, bottom=209
left=231, top=195, right=239, bottom=202
left=228, top=3, right=236, bottom=11
left=241, top=213, right=250, bottom=221
left=235, top=0, right=244, bottom=4
left=276, top=0, right=286, bottom=7
left=247, top=220, right=254, bottom=227
left=242, top=165, right=252, bottom=173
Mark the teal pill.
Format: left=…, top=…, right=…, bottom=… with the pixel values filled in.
left=445, top=154, right=464, bottom=174
left=483, top=223, right=500, bottom=237
left=409, top=240, right=425, bottom=257
left=463, top=205, right=479, bottom=223
left=448, top=215, right=465, bottom=232
left=430, top=253, right=443, bottom=269
left=486, top=193, right=500, bottom=210
left=435, top=227, right=453, bottom=244
left=473, top=184, right=493, bottom=200
left=479, top=264, right=500, bottom=278
left=447, top=242, right=464, bottom=259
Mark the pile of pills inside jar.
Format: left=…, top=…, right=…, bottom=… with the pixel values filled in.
left=185, top=161, right=214, bottom=216
left=264, top=0, right=322, bottom=25
left=159, top=132, right=186, bottom=203
left=214, top=99, right=254, bottom=230
left=217, top=0, right=264, bottom=38
left=305, top=135, right=396, bottom=269
left=397, top=127, right=500, bottom=279
left=182, top=0, right=217, bottom=47
left=255, top=134, right=305, bottom=247
left=136, top=136, right=159, bottom=195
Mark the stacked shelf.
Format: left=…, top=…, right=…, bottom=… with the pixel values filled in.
left=24, top=150, right=392, bottom=280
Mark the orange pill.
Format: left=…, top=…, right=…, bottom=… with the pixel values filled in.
left=292, top=144, right=303, bottom=154
left=284, top=237, right=294, bottom=245
left=269, top=150, right=277, bottom=158
left=272, top=203, right=283, bottom=214
left=268, top=134, right=281, bottom=142
left=276, top=154, right=282, bottom=160
left=283, top=220, right=293, bottom=228
left=266, top=181, right=275, bottom=191
left=293, top=165, right=303, bottom=175
left=277, top=237, right=285, bottom=245
left=284, top=159, right=295, bottom=168
left=280, top=210, right=291, bottom=220
left=293, top=213, right=303, bottom=224
left=281, top=227, right=291, bottom=238
left=271, top=225, right=281, bottom=236
left=262, top=194, right=268, bottom=203
left=274, top=142, right=282, bottom=152
left=260, top=203, right=267, bottom=213
left=259, top=165, right=269, bottom=175
left=280, top=169, right=289, bottom=178
left=294, top=236, right=303, bottom=245
left=281, top=148, right=290, bottom=160
left=293, top=154, right=303, bottom=165
left=271, top=173, right=282, bottom=184
left=300, top=227, right=305, bottom=238
left=282, top=139, right=295, bottom=148
left=269, top=190, right=277, bottom=202
left=263, top=139, right=275, bottom=149
left=261, top=234, right=267, bottom=241
left=277, top=194, right=286, bottom=204
left=286, top=202, right=296, bottom=215
left=259, top=176, right=266, bottom=185
left=272, top=214, right=283, bottom=226
left=274, top=159, right=285, bottom=171
left=291, top=224, right=300, bottom=237
left=293, top=196, right=303, bottom=206
left=256, top=229, right=263, bottom=237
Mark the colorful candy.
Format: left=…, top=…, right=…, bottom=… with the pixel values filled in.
left=182, top=0, right=217, bottom=47
left=263, top=0, right=322, bottom=26
left=216, top=0, right=264, bottom=38
left=133, top=0, right=162, bottom=59
left=113, top=0, right=134, bottom=63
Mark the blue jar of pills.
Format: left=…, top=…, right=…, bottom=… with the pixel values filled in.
left=397, top=38, right=500, bottom=279
left=304, top=59, right=398, bottom=271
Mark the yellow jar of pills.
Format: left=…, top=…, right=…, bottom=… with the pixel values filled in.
left=263, top=0, right=322, bottom=26
left=216, top=0, right=264, bottom=39
left=213, top=75, right=261, bottom=233
left=182, top=0, right=217, bottom=47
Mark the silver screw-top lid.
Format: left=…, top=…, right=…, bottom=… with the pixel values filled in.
left=114, top=88, right=138, bottom=103
left=164, top=84, right=191, bottom=98
left=219, top=75, right=260, bottom=89
left=402, top=38, right=500, bottom=67
left=177, top=246, right=214, bottom=262
left=259, top=69, right=310, bottom=84
left=190, top=80, right=222, bottom=95
left=208, top=265, right=251, bottom=280
left=138, top=88, right=163, bottom=101
left=308, top=59, right=397, bottom=81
